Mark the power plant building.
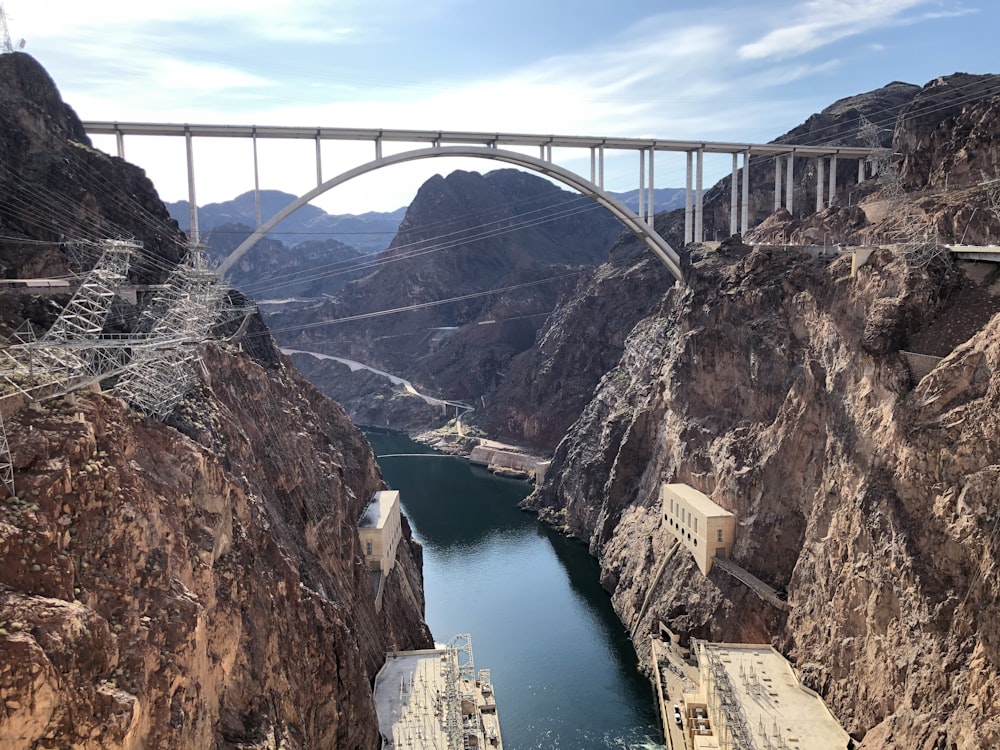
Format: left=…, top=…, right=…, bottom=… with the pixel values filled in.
left=661, top=483, right=736, bottom=575
left=359, top=490, right=403, bottom=575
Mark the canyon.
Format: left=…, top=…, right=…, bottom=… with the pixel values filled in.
left=1, top=46, right=999, bottom=750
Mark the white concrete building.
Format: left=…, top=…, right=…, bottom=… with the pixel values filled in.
left=662, top=483, right=736, bottom=575
left=359, top=490, right=403, bottom=575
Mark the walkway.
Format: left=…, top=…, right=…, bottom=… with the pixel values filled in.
left=712, top=557, right=789, bottom=611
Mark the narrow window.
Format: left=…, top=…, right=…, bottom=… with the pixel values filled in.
left=694, top=518, right=698, bottom=533
left=717, top=529, right=723, bottom=542
left=366, top=541, right=373, bottom=556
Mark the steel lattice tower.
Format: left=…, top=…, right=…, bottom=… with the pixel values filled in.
left=111, top=250, right=227, bottom=419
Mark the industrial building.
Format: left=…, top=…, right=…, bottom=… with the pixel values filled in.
left=679, top=641, right=852, bottom=749
left=373, top=634, right=503, bottom=750
left=359, top=490, right=403, bottom=573
left=359, top=490, right=403, bottom=609
left=662, top=483, right=736, bottom=575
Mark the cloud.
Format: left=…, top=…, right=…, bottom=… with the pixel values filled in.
left=738, top=0, right=940, bottom=60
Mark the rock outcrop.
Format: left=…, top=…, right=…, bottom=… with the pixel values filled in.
left=525, top=238, right=1000, bottom=748
left=0, top=53, right=432, bottom=748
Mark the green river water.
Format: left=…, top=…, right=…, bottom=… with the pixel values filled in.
left=366, top=429, right=665, bottom=750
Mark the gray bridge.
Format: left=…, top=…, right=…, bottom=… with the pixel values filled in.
left=82, top=122, right=876, bottom=283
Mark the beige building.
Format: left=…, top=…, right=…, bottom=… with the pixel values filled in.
left=682, top=641, right=852, bottom=749
left=661, top=483, right=736, bottom=575
left=359, top=490, right=403, bottom=575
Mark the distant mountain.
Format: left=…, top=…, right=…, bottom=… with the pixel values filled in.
left=266, top=168, right=626, bottom=399
left=612, top=187, right=686, bottom=213
left=168, top=185, right=685, bottom=257
left=166, top=190, right=406, bottom=254
left=201, top=222, right=369, bottom=299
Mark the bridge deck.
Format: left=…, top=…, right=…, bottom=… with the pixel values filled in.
left=82, top=121, right=874, bottom=158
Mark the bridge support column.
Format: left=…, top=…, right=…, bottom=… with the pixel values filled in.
left=684, top=151, right=693, bottom=244
left=828, top=155, right=837, bottom=207
left=774, top=158, right=781, bottom=212
left=639, top=148, right=646, bottom=222
left=590, top=147, right=596, bottom=184
left=253, top=131, right=262, bottom=231
left=647, top=147, right=655, bottom=225
left=858, top=158, right=865, bottom=183
left=116, top=130, right=125, bottom=159
left=815, top=156, right=824, bottom=214
left=741, top=152, right=750, bottom=235
left=185, top=128, right=199, bottom=245
left=599, top=146, right=605, bottom=188
left=729, top=153, right=738, bottom=237
left=315, top=133, right=323, bottom=187
left=695, top=148, right=704, bottom=243
left=785, top=154, right=794, bottom=217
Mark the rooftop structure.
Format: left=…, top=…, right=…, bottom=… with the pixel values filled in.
left=662, top=483, right=736, bottom=575
left=373, top=634, right=503, bottom=750
left=682, top=641, right=852, bottom=750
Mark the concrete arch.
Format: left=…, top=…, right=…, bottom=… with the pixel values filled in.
left=216, top=145, right=684, bottom=282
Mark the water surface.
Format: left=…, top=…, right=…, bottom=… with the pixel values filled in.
left=367, top=429, right=664, bottom=750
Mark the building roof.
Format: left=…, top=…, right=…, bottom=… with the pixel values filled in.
left=694, top=643, right=850, bottom=749
left=663, top=483, right=734, bottom=518
left=359, top=490, right=399, bottom=529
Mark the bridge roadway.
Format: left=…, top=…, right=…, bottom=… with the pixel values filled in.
left=82, top=121, right=876, bottom=281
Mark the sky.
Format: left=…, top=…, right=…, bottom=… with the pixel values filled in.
left=3, top=0, right=996, bottom=215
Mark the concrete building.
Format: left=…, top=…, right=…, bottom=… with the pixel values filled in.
left=373, top=635, right=503, bottom=750
left=680, top=641, right=852, bottom=749
left=359, top=490, right=403, bottom=575
left=662, top=483, right=736, bottom=575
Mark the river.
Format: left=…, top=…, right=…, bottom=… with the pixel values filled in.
left=366, top=429, right=665, bottom=750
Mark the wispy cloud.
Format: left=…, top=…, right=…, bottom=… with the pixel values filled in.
left=738, top=0, right=951, bottom=60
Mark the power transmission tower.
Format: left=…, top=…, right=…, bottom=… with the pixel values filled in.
left=858, top=115, right=942, bottom=268
left=0, top=410, right=14, bottom=498
left=112, top=247, right=231, bottom=419
left=0, top=5, right=12, bottom=54
left=1, top=239, right=136, bottom=400
left=0, top=4, right=22, bottom=54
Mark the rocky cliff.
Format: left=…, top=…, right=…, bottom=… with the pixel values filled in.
left=525, top=237, right=1000, bottom=747
left=0, top=53, right=432, bottom=748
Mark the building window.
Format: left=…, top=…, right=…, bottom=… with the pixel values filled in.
left=366, top=541, right=373, bottom=556
left=694, top=539, right=698, bottom=546
left=694, top=518, right=698, bottom=533
left=717, top=529, right=723, bottom=542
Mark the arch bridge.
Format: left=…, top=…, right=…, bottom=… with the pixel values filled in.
left=82, top=122, right=876, bottom=284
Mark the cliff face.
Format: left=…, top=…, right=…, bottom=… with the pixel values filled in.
left=1, top=344, right=432, bottom=749
left=0, top=53, right=183, bottom=287
left=469, top=220, right=677, bottom=451
left=526, top=239, right=1000, bottom=748
left=0, top=53, right=432, bottom=748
